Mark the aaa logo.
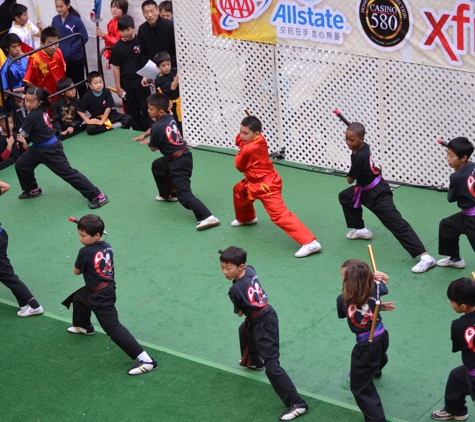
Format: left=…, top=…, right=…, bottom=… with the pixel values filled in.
left=217, top=0, right=272, bottom=30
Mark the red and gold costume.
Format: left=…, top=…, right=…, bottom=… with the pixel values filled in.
left=23, top=48, right=66, bottom=98
left=102, top=18, right=120, bottom=60
left=233, top=133, right=315, bottom=245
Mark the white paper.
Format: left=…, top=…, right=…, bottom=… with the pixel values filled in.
left=137, top=60, right=159, bottom=80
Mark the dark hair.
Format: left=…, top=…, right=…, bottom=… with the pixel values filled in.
left=56, top=77, right=74, bottom=93
left=147, top=93, right=169, bottom=111
left=111, top=0, right=128, bottom=14
left=341, top=259, right=374, bottom=307
left=41, top=26, right=60, bottom=43
left=141, top=0, right=158, bottom=10
left=25, top=85, right=52, bottom=110
left=87, top=71, right=103, bottom=84
left=241, top=116, right=262, bottom=133
left=56, top=0, right=81, bottom=18
left=153, top=51, right=171, bottom=66
left=159, top=1, right=172, bottom=13
left=447, top=278, right=475, bottom=306
left=77, top=214, right=105, bottom=237
left=9, top=3, right=28, bottom=20
left=347, top=122, right=365, bottom=138
left=3, top=33, right=21, bottom=50
left=118, top=14, right=135, bottom=31
left=448, top=137, right=474, bottom=160
left=219, top=246, right=247, bottom=266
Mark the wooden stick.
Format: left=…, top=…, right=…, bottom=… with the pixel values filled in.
left=367, top=245, right=380, bottom=342
left=107, top=86, right=117, bottom=93
left=244, top=109, right=251, bottom=116
left=472, top=272, right=475, bottom=281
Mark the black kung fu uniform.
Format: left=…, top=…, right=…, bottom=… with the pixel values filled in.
left=337, top=283, right=390, bottom=422
left=71, top=240, right=143, bottom=359
left=52, top=97, right=86, bottom=140
left=338, top=142, right=426, bottom=258
left=15, top=107, right=101, bottom=200
left=109, top=35, right=150, bottom=132
left=155, top=68, right=181, bottom=134
left=439, top=162, right=475, bottom=257
left=138, top=17, right=176, bottom=67
left=229, top=265, right=306, bottom=408
left=149, top=113, right=212, bottom=221
left=78, top=89, right=132, bottom=135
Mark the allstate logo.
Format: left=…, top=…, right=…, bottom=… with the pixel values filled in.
left=217, top=0, right=273, bottom=30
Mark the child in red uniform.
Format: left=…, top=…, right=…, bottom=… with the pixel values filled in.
left=95, top=0, right=128, bottom=70
left=232, top=116, right=321, bottom=258
left=23, top=26, right=65, bottom=100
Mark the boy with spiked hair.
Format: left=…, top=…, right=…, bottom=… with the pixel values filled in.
left=437, top=137, right=475, bottom=270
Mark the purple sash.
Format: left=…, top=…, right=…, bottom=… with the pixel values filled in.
left=352, top=175, right=382, bottom=208
left=462, top=206, right=475, bottom=216
left=356, top=322, right=385, bottom=343
left=467, top=367, right=475, bottom=377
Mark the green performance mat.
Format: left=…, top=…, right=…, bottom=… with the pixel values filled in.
left=0, top=129, right=467, bottom=421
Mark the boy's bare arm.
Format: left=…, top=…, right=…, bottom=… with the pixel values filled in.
left=100, top=107, right=112, bottom=123
left=77, top=110, right=92, bottom=124
left=112, top=66, right=125, bottom=99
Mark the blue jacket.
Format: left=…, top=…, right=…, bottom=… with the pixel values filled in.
left=51, top=13, right=88, bottom=62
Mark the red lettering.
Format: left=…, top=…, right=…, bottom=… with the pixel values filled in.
left=451, top=3, right=470, bottom=52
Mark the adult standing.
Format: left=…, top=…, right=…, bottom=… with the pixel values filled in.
left=52, top=0, right=89, bottom=98
left=137, top=0, right=176, bottom=88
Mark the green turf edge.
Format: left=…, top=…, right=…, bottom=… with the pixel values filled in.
left=0, top=297, right=406, bottom=422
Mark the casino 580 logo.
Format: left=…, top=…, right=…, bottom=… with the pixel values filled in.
left=217, top=0, right=273, bottom=30
left=357, top=0, right=413, bottom=52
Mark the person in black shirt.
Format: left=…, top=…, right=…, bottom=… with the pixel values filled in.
left=431, top=278, right=475, bottom=420
left=64, top=214, right=158, bottom=376
left=147, top=93, right=220, bottom=230
left=15, top=86, right=108, bottom=209
left=109, top=15, right=150, bottom=132
left=437, top=137, right=475, bottom=270
left=339, top=122, right=435, bottom=273
left=337, top=259, right=394, bottom=422
left=76, top=71, right=133, bottom=136
left=220, top=246, right=308, bottom=421
left=52, top=77, right=86, bottom=140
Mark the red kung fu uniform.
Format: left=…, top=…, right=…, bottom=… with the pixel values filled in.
left=233, top=133, right=315, bottom=245
left=102, top=18, right=120, bottom=60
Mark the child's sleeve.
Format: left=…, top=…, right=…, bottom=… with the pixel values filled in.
left=23, top=55, right=38, bottom=86
left=103, top=89, right=115, bottom=109
left=451, top=320, right=461, bottom=353
left=52, top=102, right=63, bottom=131
left=447, top=174, right=459, bottom=203
left=234, top=145, right=252, bottom=173
left=155, top=76, right=171, bottom=97
left=336, top=295, right=346, bottom=319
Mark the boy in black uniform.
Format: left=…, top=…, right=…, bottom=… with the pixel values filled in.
left=52, top=77, right=85, bottom=140
left=109, top=15, right=150, bottom=132
left=64, top=214, right=158, bottom=376
left=76, top=71, right=133, bottom=136
left=339, top=122, right=436, bottom=273
left=154, top=51, right=181, bottom=134
left=220, top=246, right=308, bottom=421
left=147, top=93, right=220, bottom=230
left=0, top=180, right=44, bottom=317
left=437, top=137, right=475, bottom=270
left=431, top=277, right=475, bottom=421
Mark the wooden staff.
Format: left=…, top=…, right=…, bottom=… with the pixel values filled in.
left=244, top=109, right=251, bottom=116
left=367, top=244, right=380, bottom=342
left=472, top=272, right=475, bottom=281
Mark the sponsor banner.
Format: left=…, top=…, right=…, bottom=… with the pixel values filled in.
left=210, top=0, right=475, bottom=70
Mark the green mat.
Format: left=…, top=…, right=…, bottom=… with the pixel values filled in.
left=0, top=129, right=467, bottom=421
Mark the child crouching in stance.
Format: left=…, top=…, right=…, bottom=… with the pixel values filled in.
left=431, top=278, right=475, bottom=421
left=63, top=214, right=157, bottom=375
left=337, top=259, right=395, bottom=422
left=220, top=246, right=308, bottom=421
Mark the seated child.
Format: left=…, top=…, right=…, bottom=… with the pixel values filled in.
left=95, top=0, right=128, bottom=70
left=63, top=214, right=158, bottom=376
left=52, top=77, right=85, bottom=140
left=158, top=1, right=173, bottom=20
left=0, top=114, right=27, bottom=162
left=232, top=115, right=321, bottom=258
left=23, top=26, right=65, bottom=101
left=154, top=51, right=181, bottom=134
left=431, top=277, right=475, bottom=421
left=437, top=137, right=475, bottom=270
left=8, top=2, right=42, bottom=52
left=220, top=246, right=309, bottom=421
left=76, top=71, right=133, bottom=136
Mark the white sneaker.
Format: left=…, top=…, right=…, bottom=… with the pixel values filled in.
left=411, top=256, right=436, bottom=273
left=111, top=122, right=122, bottom=129
left=295, top=240, right=322, bottom=258
left=67, top=325, right=95, bottom=335
left=17, top=305, right=44, bottom=317
left=231, top=218, right=258, bottom=227
left=346, top=228, right=373, bottom=240
left=155, top=195, right=178, bottom=202
left=437, top=257, right=466, bottom=269
left=196, top=215, right=220, bottom=231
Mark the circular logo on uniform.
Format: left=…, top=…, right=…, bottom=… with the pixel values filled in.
left=357, top=0, right=412, bottom=52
